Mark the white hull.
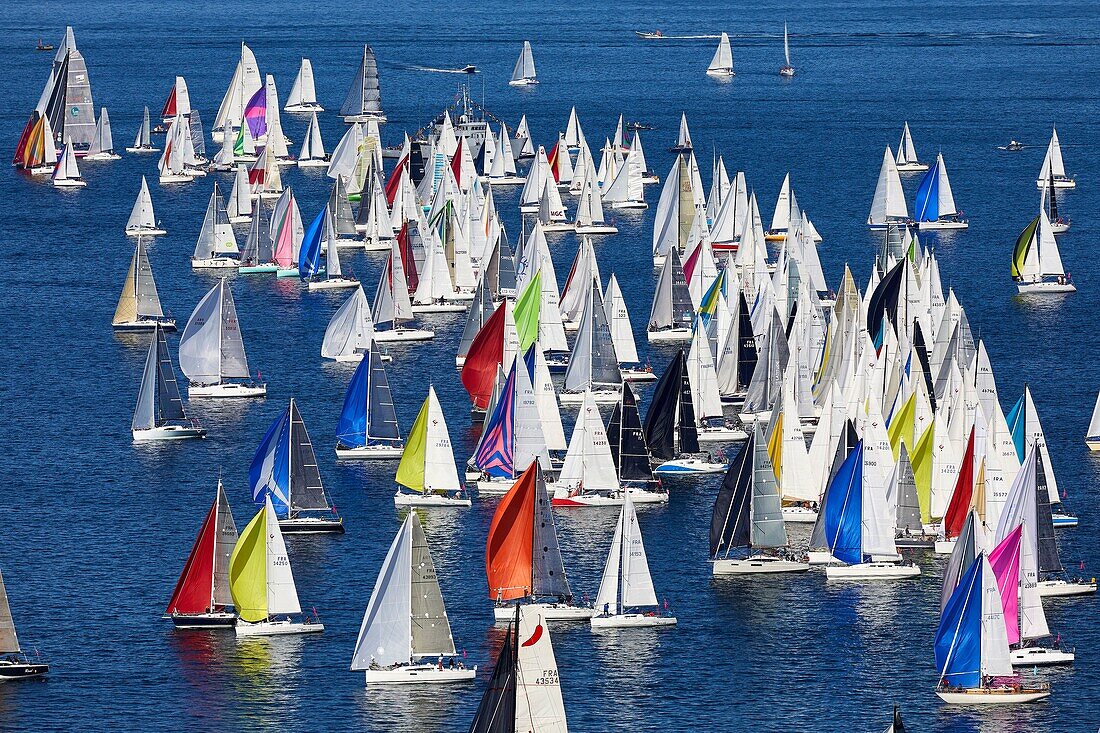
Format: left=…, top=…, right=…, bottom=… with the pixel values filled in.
left=235, top=619, right=324, bottom=637
left=493, top=602, right=592, bottom=622
left=1011, top=646, right=1074, bottom=666
left=542, top=221, right=575, bottom=233
left=363, top=238, right=396, bottom=252
left=373, top=328, right=435, bottom=342
left=308, top=277, right=360, bottom=291
left=393, top=491, right=472, bottom=507
left=113, top=318, right=176, bottom=332
left=647, top=327, right=692, bottom=343
left=1038, top=579, right=1096, bottom=597
left=188, top=382, right=267, bottom=398
left=159, top=173, right=194, bottom=184
left=706, top=69, right=734, bottom=79
left=1016, top=280, right=1076, bottom=294
left=896, top=162, right=929, bottom=172
left=621, top=366, right=657, bottom=382
left=559, top=389, right=620, bottom=405
left=591, top=613, right=677, bottom=628
left=1036, top=177, right=1075, bottom=189
left=411, top=302, right=467, bottom=313
left=133, top=425, right=206, bottom=441
left=125, top=227, right=167, bottom=237
left=191, top=257, right=239, bottom=270
left=608, top=201, right=648, bottom=210
left=229, top=216, right=253, bottom=225
left=551, top=487, right=668, bottom=506
left=508, top=78, right=539, bottom=87
left=336, top=444, right=405, bottom=460
left=807, top=551, right=840, bottom=565
left=476, top=477, right=516, bottom=496
left=653, top=458, right=727, bottom=475
left=781, top=506, right=819, bottom=524
left=697, top=425, right=748, bottom=443
left=712, top=556, right=810, bottom=575
left=485, top=175, right=527, bottom=185
left=916, top=219, right=969, bottom=230
left=84, top=152, right=122, bottom=161
left=1086, top=438, right=1100, bottom=451
left=935, top=539, right=957, bottom=554
left=285, top=103, right=325, bottom=113
left=936, top=687, right=1050, bottom=704
left=297, top=158, right=330, bottom=168
left=364, top=663, right=476, bottom=684
left=125, top=146, right=160, bottom=153
left=52, top=178, right=87, bottom=188
left=575, top=224, right=619, bottom=235
left=343, top=113, right=388, bottom=124
left=826, top=562, right=921, bottom=580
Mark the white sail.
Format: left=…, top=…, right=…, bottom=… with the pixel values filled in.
left=687, top=320, right=723, bottom=420
left=1040, top=128, right=1066, bottom=179
left=934, top=153, right=957, bottom=216
left=88, top=107, right=115, bottom=155
left=179, top=279, right=250, bottom=384
left=515, top=607, right=568, bottom=733
left=783, top=23, right=792, bottom=66
left=286, top=58, right=319, bottom=110
left=511, top=41, right=537, bottom=83
left=263, top=496, right=302, bottom=616
left=1088, top=390, right=1100, bottom=439
left=214, top=43, right=262, bottom=133
left=770, top=173, right=791, bottom=232
left=514, top=354, right=551, bottom=473
left=350, top=512, right=413, bottom=668
left=557, top=391, right=620, bottom=494
left=869, top=147, right=908, bottom=225
left=533, top=349, right=567, bottom=451
left=603, top=274, right=639, bottom=363
left=978, top=554, right=1014, bottom=677
left=126, top=177, right=158, bottom=232
left=896, top=122, right=919, bottom=166
left=227, top=165, right=253, bottom=221
left=299, top=112, right=326, bottom=161
left=322, top=286, right=375, bottom=360
left=595, top=492, right=657, bottom=614
left=707, top=32, right=734, bottom=74
left=421, top=386, right=461, bottom=492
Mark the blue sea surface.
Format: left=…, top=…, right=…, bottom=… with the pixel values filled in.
left=0, top=1, right=1098, bottom=731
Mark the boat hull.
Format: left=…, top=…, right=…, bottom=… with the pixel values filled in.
left=411, top=302, right=467, bottom=313
left=591, top=613, right=677, bottom=628
left=696, top=426, right=748, bottom=443
left=574, top=224, right=619, bottom=235
left=476, top=477, right=516, bottom=496
left=279, top=516, right=345, bottom=534
left=171, top=612, right=237, bottom=629
left=0, top=660, right=49, bottom=680
left=393, top=491, right=472, bottom=507
left=159, top=174, right=194, bottom=184
left=125, top=146, right=160, bottom=154
left=1036, top=177, right=1075, bottom=189
left=188, top=382, right=267, bottom=398
left=191, top=257, right=238, bottom=270
left=712, top=557, right=810, bottom=575
left=493, top=602, right=592, bottom=622
left=308, top=278, right=360, bottom=291
left=781, top=506, right=818, bottom=524
left=113, top=318, right=176, bottom=332
left=936, top=687, right=1050, bottom=704
left=916, top=219, right=969, bottom=230
left=621, top=366, right=657, bottom=382
left=1038, top=579, right=1096, bottom=597
left=125, top=228, right=167, bottom=237
left=373, top=328, right=435, bottom=343
left=296, top=158, right=330, bottom=168
left=133, top=425, right=206, bottom=442
left=1051, top=512, right=1078, bottom=528
left=807, top=551, right=840, bottom=565
left=485, top=176, right=527, bottom=185
left=364, top=663, right=476, bottom=684
left=284, top=103, right=325, bottom=113
left=551, top=487, right=668, bottom=506
left=559, top=389, right=620, bottom=405
left=826, top=562, right=921, bottom=580
left=239, top=264, right=280, bottom=274
left=896, top=162, right=929, bottom=172
left=935, top=539, right=957, bottom=554
left=608, top=201, right=648, bottom=210
left=1010, top=646, right=1074, bottom=667
left=646, top=328, right=692, bottom=343
left=235, top=619, right=324, bottom=637
left=335, top=444, right=405, bottom=460
left=1016, top=280, right=1076, bottom=294
left=653, top=458, right=727, bottom=475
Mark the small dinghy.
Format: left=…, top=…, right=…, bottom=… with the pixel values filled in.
left=250, top=400, right=345, bottom=533
left=591, top=492, right=677, bottom=628
left=710, top=425, right=810, bottom=575
left=229, top=496, right=325, bottom=636
left=394, top=386, right=472, bottom=506
left=113, top=238, right=175, bottom=332
left=165, top=481, right=238, bottom=628
left=335, top=346, right=404, bottom=460
left=178, top=279, right=266, bottom=398
left=351, top=512, right=476, bottom=683
left=0, top=567, right=49, bottom=680
left=131, top=323, right=206, bottom=441
left=485, top=464, right=593, bottom=622
left=509, top=41, right=538, bottom=87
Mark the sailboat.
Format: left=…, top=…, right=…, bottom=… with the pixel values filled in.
left=822, top=440, right=921, bottom=580
left=644, top=350, right=727, bottom=475
left=1036, top=128, right=1074, bottom=189
left=126, top=106, right=158, bottom=153
left=229, top=496, right=325, bottom=636
left=1011, top=208, right=1074, bottom=293
left=52, top=138, right=86, bottom=188
left=0, top=567, right=49, bottom=680
left=1086, top=390, right=1100, bottom=450
left=335, top=346, right=404, bottom=459
left=1042, top=167, right=1070, bottom=233
left=296, top=112, right=328, bottom=168
left=371, top=242, right=435, bottom=341
left=350, top=512, right=475, bottom=683
left=687, top=316, right=745, bottom=442
left=178, top=279, right=266, bottom=398
left=670, top=113, right=693, bottom=153
left=509, top=41, right=538, bottom=87
left=321, top=286, right=386, bottom=363
left=251, top=399, right=344, bottom=533
left=711, top=424, right=809, bottom=574
left=934, top=552, right=1050, bottom=703
left=471, top=354, right=550, bottom=495
left=226, top=165, right=253, bottom=224
left=340, top=45, right=386, bottom=123
left=913, top=153, right=967, bottom=230
left=894, top=122, right=927, bottom=172
left=300, top=207, right=359, bottom=291
left=867, top=147, right=908, bottom=229
left=113, top=238, right=174, bottom=332
left=158, top=115, right=195, bottom=184
left=574, top=173, right=617, bottom=234
left=165, top=481, right=238, bottom=628
left=192, top=182, right=239, bottom=269
left=647, top=248, right=694, bottom=342
left=285, top=58, right=323, bottom=113
left=779, top=23, right=795, bottom=76
left=394, top=386, right=471, bottom=506
left=591, top=492, right=677, bottom=627
left=604, top=275, right=652, bottom=382
left=131, top=323, right=206, bottom=441
left=125, top=176, right=166, bottom=236
left=560, top=280, right=622, bottom=405
left=706, top=32, right=734, bottom=78
left=486, top=463, right=593, bottom=621
left=212, top=42, right=262, bottom=143
left=85, top=107, right=120, bottom=160
left=270, top=187, right=304, bottom=276
left=468, top=606, right=568, bottom=732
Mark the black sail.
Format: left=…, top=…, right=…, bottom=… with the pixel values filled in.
left=866, top=259, right=904, bottom=337
left=735, top=291, right=758, bottom=389
left=643, top=350, right=686, bottom=461
left=911, top=320, right=936, bottom=412
left=676, top=352, right=700, bottom=455
left=1034, top=450, right=1063, bottom=575
left=614, top=383, right=656, bottom=482
left=468, top=609, right=518, bottom=733
left=710, top=434, right=754, bottom=557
